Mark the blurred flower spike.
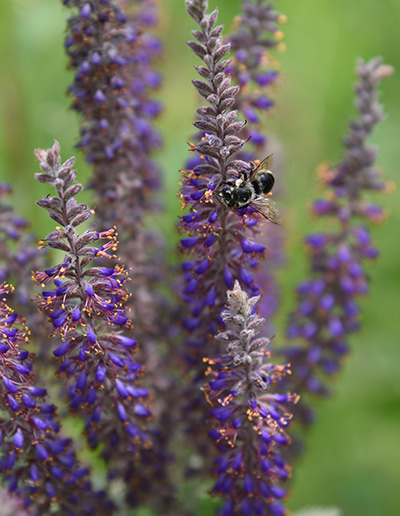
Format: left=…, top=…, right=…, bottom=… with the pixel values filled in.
left=228, top=0, right=286, bottom=152
left=282, top=57, right=393, bottom=425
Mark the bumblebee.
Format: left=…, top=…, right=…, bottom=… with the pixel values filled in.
left=219, top=154, right=280, bottom=224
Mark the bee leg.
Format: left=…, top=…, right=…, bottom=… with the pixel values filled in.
left=248, top=161, right=257, bottom=180
left=241, top=169, right=249, bottom=182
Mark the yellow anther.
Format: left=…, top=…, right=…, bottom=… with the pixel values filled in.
left=277, top=42, right=286, bottom=53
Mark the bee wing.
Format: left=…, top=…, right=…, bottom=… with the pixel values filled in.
left=250, top=154, right=274, bottom=179
left=262, top=204, right=281, bottom=225
left=259, top=154, right=274, bottom=172
left=252, top=200, right=281, bottom=225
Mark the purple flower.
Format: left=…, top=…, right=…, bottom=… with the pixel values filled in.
left=0, top=284, right=112, bottom=514
left=0, top=185, right=47, bottom=335
left=64, top=0, right=163, bottom=232
left=204, top=281, right=298, bottom=514
left=225, top=0, right=287, bottom=336
left=64, top=4, right=174, bottom=508
left=281, top=58, right=393, bottom=426
left=179, top=0, right=285, bottom=470
left=228, top=0, right=286, bottom=152
left=32, top=142, right=151, bottom=471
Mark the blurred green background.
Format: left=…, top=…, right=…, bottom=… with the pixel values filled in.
left=0, top=0, right=399, bottom=515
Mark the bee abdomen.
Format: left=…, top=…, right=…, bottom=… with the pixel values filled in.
left=253, top=172, right=275, bottom=195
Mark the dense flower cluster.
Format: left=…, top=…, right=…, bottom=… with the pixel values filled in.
left=0, top=185, right=44, bottom=314
left=179, top=0, right=282, bottom=462
left=32, top=141, right=151, bottom=467
left=63, top=2, right=175, bottom=509
left=281, top=57, right=393, bottom=424
left=0, top=284, right=112, bottom=515
left=64, top=0, right=162, bottom=234
left=225, top=0, right=287, bottom=337
left=228, top=0, right=285, bottom=153
left=0, top=185, right=52, bottom=371
left=204, top=281, right=298, bottom=516
left=63, top=0, right=165, bottom=356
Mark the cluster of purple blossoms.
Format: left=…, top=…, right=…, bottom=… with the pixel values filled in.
left=0, top=184, right=44, bottom=314
left=228, top=0, right=285, bottom=154
left=179, top=0, right=281, bottom=471
left=63, top=2, right=175, bottom=509
left=32, top=142, right=151, bottom=473
left=64, top=0, right=162, bottom=233
left=186, top=0, right=284, bottom=161
left=281, top=57, right=393, bottom=425
left=227, top=0, right=287, bottom=336
left=0, top=283, right=112, bottom=515
left=0, top=185, right=52, bottom=369
left=204, top=281, right=298, bottom=516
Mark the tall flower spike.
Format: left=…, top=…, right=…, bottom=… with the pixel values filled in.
left=0, top=184, right=54, bottom=377
left=64, top=3, right=175, bottom=509
left=281, top=57, right=393, bottom=426
left=63, top=0, right=165, bottom=367
left=204, top=281, right=298, bottom=516
left=0, top=284, right=113, bottom=515
left=0, top=184, right=45, bottom=317
left=64, top=0, right=163, bottom=269
left=228, top=0, right=285, bottom=153
left=179, top=0, right=279, bottom=469
left=63, top=0, right=165, bottom=360
left=227, top=0, right=287, bottom=335
left=32, top=142, right=152, bottom=483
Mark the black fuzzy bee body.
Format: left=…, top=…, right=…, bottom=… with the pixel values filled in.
left=219, top=154, right=279, bottom=223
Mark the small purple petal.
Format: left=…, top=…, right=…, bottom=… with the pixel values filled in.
left=13, top=428, right=24, bottom=448
left=35, top=443, right=50, bottom=461
left=95, top=363, right=106, bottom=382
left=134, top=404, right=151, bottom=418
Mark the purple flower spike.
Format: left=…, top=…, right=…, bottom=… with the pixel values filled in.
left=32, top=141, right=152, bottom=500
left=179, top=1, right=285, bottom=472
left=0, top=284, right=113, bottom=514
left=281, top=58, right=393, bottom=430
left=204, top=282, right=298, bottom=514
left=228, top=0, right=285, bottom=153
left=63, top=3, right=174, bottom=507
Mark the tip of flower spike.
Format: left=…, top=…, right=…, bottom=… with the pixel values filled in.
left=371, top=63, right=395, bottom=80
left=278, top=14, right=288, bottom=24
